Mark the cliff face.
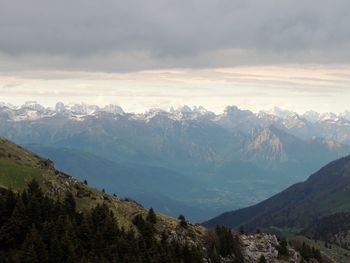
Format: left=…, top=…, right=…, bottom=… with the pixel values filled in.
left=240, top=234, right=299, bottom=263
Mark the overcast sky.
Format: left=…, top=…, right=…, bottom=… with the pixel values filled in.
left=0, top=0, right=350, bottom=113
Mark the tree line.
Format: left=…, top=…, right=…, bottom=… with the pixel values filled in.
left=0, top=180, right=203, bottom=263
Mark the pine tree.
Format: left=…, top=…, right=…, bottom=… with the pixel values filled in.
left=27, top=179, right=43, bottom=200
left=63, top=192, right=76, bottom=219
left=146, top=208, right=157, bottom=224
left=178, top=214, right=188, bottom=228
left=233, top=235, right=244, bottom=262
left=21, top=226, right=48, bottom=263
left=259, top=254, right=267, bottom=263
left=238, top=225, right=245, bottom=235
left=278, top=237, right=288, bottom=256
left=9, top=197, right=28, bottom=244
left=49, top=234, right=64, bottom=263
left=216, top=226, right=235, bottom=256
left=208, top=246, right=220, bottom=263
left=3, top=189, right=16, bottom=220
left=301, top=242, right=311, bottom=261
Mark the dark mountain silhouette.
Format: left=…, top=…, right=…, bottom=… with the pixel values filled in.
left=204, top=155, right=350, bottom=231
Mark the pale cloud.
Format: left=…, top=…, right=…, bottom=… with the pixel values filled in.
left=0, top=1, right=349, bottom=112
left=0, top=65, right=349, bottom=113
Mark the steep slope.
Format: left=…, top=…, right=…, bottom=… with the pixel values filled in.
left=204, top=155, right=350, bottom=231
left=0, top=137, right=310, bottom=262
left=25, top=144, right=295, bottom=221
left=301, top=211, right=350, bottom=247
left=24, top=144, right=197, bottom=197
left=23, top=144, right=210, bottom=221
left=2, top=103, right=350, bottom=225
left=0, top=137, right=202, bottom=233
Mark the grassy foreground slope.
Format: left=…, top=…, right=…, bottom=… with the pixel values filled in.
left=289, top=236, right=349, bottom=263
left=0, top=137, right=332, bottom=262
left=0, top=137, right=203, bottom=233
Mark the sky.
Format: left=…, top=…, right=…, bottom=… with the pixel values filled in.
left=0, top=0, right=350, bottom=113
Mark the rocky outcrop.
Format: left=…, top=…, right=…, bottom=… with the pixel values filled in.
left=240, top=233, right=299, bottom=263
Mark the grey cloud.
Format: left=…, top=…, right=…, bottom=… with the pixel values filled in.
left=0, top=0, right=350, bottom=71
left=2, top=82, right=20, bottom=89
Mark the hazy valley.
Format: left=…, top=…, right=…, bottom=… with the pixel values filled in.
left=0, top=136, right=345, bottom=262
left=1, top=102, right=349, bottom=221
left=2, top=1, right=350, bottom=261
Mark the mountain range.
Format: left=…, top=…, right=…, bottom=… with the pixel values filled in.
left=1, top=137, right=320, bottom=262
left=204, top=155, right=350, bottom=232
left=0, top=101, right=349, bottom=221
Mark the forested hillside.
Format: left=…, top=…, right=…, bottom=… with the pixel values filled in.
left=0, top=182, right=203, bottom=262
left=0, top=137, right=322, bottom=262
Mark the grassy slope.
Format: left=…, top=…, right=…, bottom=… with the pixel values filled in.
left=0, top=138, right=46, bottom=189
left=289, top=236, right=350, bottom=263
left=0, top=137, right=205, bottom=236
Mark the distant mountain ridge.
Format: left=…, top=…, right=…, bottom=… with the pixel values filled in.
left=1, top=101, right=350, bottom=221
left=1, top=101, right=350, bottom=128
left=1, top=101, right=350, bottom=144
left=203, top=155, right=350, bottom=231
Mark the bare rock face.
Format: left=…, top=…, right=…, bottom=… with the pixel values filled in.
left=240, top=234, right=280, bottom=262
left=239, top=233, right=301, bottom=263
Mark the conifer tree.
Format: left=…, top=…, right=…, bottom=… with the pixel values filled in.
left=178, top=214, right=188, bottom=228
left=238, top=225, right=245, bottom=235
left=21, top=226, right=48, bottom=263
left=278, top=237, right=288, bottom=256
left=63, top=192, right=76, bottom=219
left=146, top=208, right=157, bottom=224
left=259, top=255, right=267, bottom=263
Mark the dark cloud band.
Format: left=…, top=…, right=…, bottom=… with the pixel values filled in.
left=0, top=0, right=350, bottom=71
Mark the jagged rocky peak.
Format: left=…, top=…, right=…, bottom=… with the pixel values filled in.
left=245, top=126, right=288, bottom=162
left=22, top=101, right=46, bottom=112
left=142, top=108, right=169, bottom=120
left=177, top=105, right=193, bottom=113
left=1, top=102, right=350, bottom=145
left=1, top=101, right=349, bottom=123
left=319, top=112, right=338, bottom=121
left=303, top=110, right=321, bottom=123
left=341, top=110, right=350, bottom=121
left=102, top=104, right=124, bottom=115
left=139, top=105, right=212, bottom=122
left=270, top=106, right=297, bottom=119
left=223, top=105, right=254, bottom=119
left=172, top=105, right=209, bottom=115
left=18, top=101, right=126, bottom=116
left=193, top=105, right=208, bottom=114
left=0, top=102, right=15, bottom=109
left=311, top=137, right=343, bottom=151
left=55, top=102, right=66, bottom=113
left=67, top=103, right=100, bottom=115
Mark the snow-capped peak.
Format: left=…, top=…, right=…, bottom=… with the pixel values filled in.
left=21, top=101, right=45, bottom=112
left=265, top=107, right=297, bottom=119
left=340, top=110, right=350, bottom=121
left=319, top=112, right=338, bottom=122
left=303, top=111, right=321, bottom=123
left=102, top=104, right=125, bottom=115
